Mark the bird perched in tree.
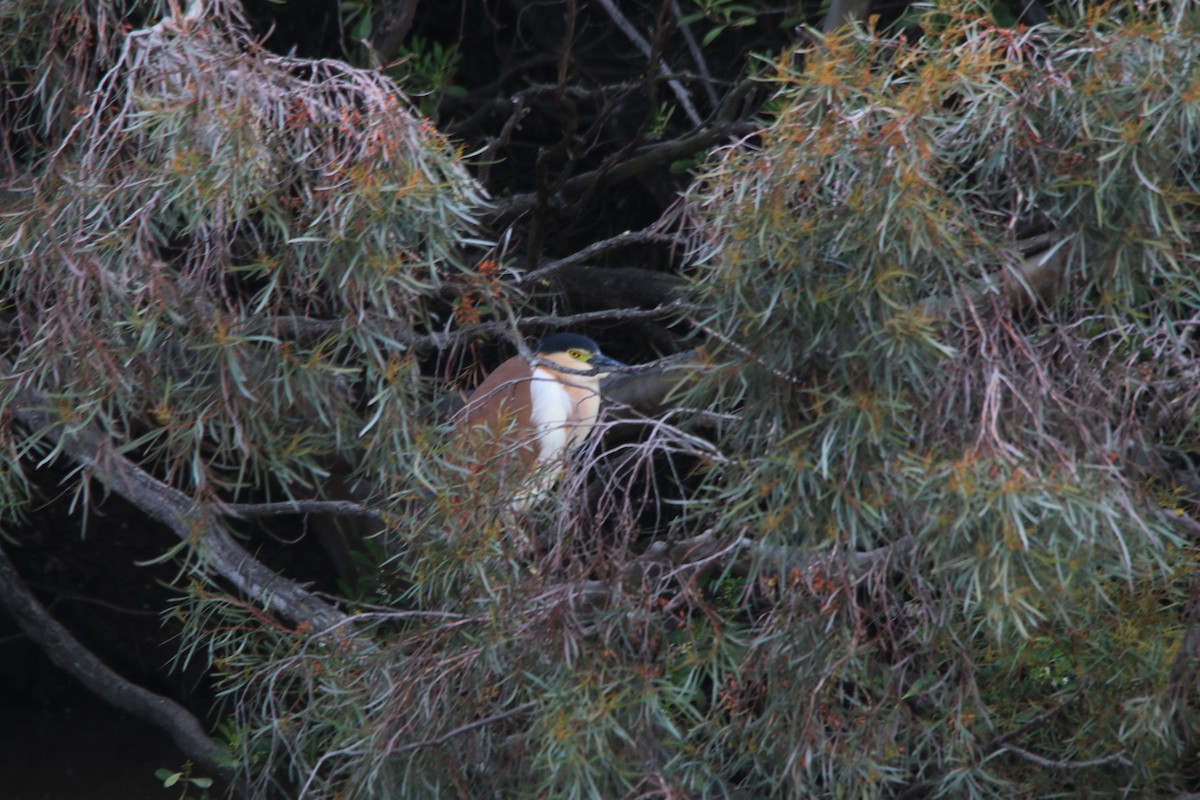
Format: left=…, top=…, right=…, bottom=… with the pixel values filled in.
left=455, top=333, right=625, bottom=508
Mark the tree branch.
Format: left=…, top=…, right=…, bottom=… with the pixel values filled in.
left=4, top=358, right=349, bottom=633
left=996, top=743, right=1131, bottom=770
left=517, top=228, right=683, bottom=286
left=269, top=301, right=688, bottom=355
left=0, top=541, right=233, bottom=779
left=594, top=0, right=702, bottom=126
left=487, top=120, right=756, bottom=224
left=671, top=0, right=720, bottom=112
left=388, top=702, right=537, bottom=755
left=221, top=499, right=382, bottom=521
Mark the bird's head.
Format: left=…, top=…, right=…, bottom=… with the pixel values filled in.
left=533, top=333, right=626, bottom=378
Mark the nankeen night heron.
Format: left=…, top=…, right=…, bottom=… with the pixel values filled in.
left=455, top=333, right=626, bottom=507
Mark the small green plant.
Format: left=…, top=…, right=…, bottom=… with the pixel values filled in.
left=386, top=36, right=464, bottom=119
left=339, top=0, right=374, bottom=44
left=337, top=0, right=378, bottom=68
left=679, top=0, right=759, bottom=46
left=155, top=762, right=213, bottom=799
left=650, top=100, right=676, bottom=138
left=336, top=1, right=463, bottom=118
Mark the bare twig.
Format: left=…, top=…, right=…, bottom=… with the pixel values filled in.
left=221, top=498, right=382, bottom=521
left=388, top=702, right=538, bottom=755
left=671, top=0, right=720, bottom=111
left=517, top=228, right=683, bottom=286
left=269, top=301, right=688, bottom=354
left=594, top=0, right=702, bottom=126
left=689, top=318, right=807, bottom=386
left=984, top=693, right=1081, bottom=749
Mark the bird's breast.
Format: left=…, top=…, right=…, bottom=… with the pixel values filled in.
left=529, top=367, right=572, bottom=462
left=529, top=367, right=601, bottom=463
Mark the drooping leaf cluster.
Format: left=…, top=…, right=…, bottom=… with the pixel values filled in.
left=673, top=3, right=1200, bottom=795
left=0, top=1, right=489, bottom=504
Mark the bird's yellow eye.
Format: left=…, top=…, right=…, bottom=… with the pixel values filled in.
left=567, top=348, right=592, bottom=362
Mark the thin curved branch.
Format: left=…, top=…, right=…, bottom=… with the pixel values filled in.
left=269, top=301, right=688, bottom=355
left=575, top=535, right=916, bottom=607
left=689, top=531, right=914, bottom=580
left=388, top=702, right=538, bottom=755
left=688, top=316, right=807, bottom=386
left=517, top=228, right=683, bottom=286
left=995, top=744, right=1131, bottom=770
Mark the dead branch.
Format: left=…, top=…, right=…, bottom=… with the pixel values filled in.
left=517, top=228, right=684, bottom=286
left=269, top=301, right=688, bottom=356
left=671, top=0, right=720, bottom=112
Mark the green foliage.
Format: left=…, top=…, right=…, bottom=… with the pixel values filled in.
left=670, top=2, right=1200, bottom=795
left=680, top=0, right=760, bottom=46
left=171, top=3, right=1200, bottom=795
left=337, top=0, right=461, bottom=119
left=651, top=100, right=678, bottom=139
left=338, top=0, right=375, bottom=46
left=385, top=37, right=464, bottom=120
left=0, top=3, right=489, bottom=508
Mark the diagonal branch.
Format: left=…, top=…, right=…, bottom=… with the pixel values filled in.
left=388, top=701, right=538, bottom=755
left=594, top=0, right=702, bottom=125
left=517, top=228, right=684, bottom=287
left=3, top=358, right=349, bottom=633
left=0, top=541, right=233, bottom=778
